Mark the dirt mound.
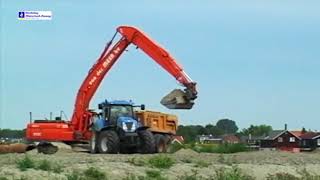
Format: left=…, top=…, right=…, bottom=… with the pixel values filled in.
left=51, top=142, right=72, bottom=150
left=0, top=143, right=34, bottom=153
left=174, top=148, right=199, bottom=156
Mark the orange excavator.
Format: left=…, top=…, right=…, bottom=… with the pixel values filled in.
left=26, top=26, right=197, bottom=154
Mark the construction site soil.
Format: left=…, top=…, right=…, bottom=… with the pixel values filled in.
left=0, top=143, right=319, bottom=180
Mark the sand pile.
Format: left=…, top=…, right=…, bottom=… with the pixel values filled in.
left=0, top=143, right=35, bottom=153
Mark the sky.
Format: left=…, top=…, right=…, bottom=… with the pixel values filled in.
left=1, top=0, right=320, bottom=131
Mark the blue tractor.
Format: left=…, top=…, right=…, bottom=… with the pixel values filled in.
left=90, top=100, right=155, bottom=154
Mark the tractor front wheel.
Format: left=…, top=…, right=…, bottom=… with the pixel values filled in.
left=97, top=130, right=119, bottom=154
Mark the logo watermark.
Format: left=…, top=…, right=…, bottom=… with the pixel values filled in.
left=18, top=11, right=52, bottom=20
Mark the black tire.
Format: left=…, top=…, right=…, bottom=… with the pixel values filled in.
left=138, top=130, right=155, bottom=154
left=89, top=132, right=98, bottom=154
left=97, top=130, right=119, bottom=154
left=154, top=134, right=167, bottom=153
left=37, top=142, right=58, bottom=154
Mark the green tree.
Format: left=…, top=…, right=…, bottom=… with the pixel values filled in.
left=216, top=119, right=238, bottom=134
left=205, top=124, right=224, bottom=136
left=241, top=125, right=272, bottom=136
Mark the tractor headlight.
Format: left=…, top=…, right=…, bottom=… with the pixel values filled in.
left=122, top=122, right=128, bottom=131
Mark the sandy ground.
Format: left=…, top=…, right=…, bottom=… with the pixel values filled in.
left=0, top=144, right=319, bottom=180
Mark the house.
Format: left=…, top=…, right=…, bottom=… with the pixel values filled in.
left=222, top=134, right=240, bottom=144
left=260, top=130, right=302, bottom=151
left=240, top=134, right=265, bottom=149
left=300, top=132, right=320, bottom=151
left=197, top=134, right=222, bottom=144
left=171, top=135, right=184, bottom=145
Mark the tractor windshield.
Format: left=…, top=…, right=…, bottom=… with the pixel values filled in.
left=109, top=105, right=134, bottom=122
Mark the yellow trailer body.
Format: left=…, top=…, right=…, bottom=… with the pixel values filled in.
left=135, top=111, right=178, bottom=135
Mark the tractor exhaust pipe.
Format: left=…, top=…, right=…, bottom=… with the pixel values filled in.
left=161, top=85, right=197, bottom=109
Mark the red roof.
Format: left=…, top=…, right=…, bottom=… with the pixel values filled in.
left=173, top=135, right=184, bottom=143
left=300, top=132, right=320, bottom=139
left=289, top=131, right=304, bottom=139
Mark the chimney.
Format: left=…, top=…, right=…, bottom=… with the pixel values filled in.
left=284, top=124, right=287, bottom=130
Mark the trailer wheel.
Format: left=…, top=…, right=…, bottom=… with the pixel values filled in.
left=97, top=130, right=119, bottom=154
left=154, top=134, right=167, bottom=153
left=89, top=132, right=98, bottom=154
left=138, top=130, right=155, bottom=154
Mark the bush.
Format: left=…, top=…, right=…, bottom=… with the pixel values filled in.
left=148, top=155, right=175, bottom=169
left=83, top=167, right=106, bottom=180
left=16, top=155, right=35, bottom=171
left=214, top=167, right=255, bottom=180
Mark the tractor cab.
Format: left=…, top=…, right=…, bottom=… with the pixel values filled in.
left=95, top=100, right=145, bottom=133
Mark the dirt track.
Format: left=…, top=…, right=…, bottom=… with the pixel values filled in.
left=0, top=145, right=319, bottom=180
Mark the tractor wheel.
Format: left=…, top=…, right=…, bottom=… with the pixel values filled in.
left=154, top=134, right=167, bottom=153
left=37, top=142, right=58, bottom=154
left=89, top=132, right=98, bottom=154
left=138, top=130, right=155, bottom=154
left=97, top=130, right=119, bottom=154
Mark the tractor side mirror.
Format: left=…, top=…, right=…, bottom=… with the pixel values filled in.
left=141, top=104, right=145, bottom=110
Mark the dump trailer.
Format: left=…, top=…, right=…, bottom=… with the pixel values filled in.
left=136, top=111, right=178, bottom=152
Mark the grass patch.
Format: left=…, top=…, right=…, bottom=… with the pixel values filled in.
left=66, top=170, right=85, bottom=180
left=214, top=166, right=255, bottom=180
left=177, top=169, right=208, bottom=180
left=148, top=155, right=175, bottom=169
left=167, top=142, right=185, bottom=153
left=83, top=167, right=107, bottom=180
left=145, top=170, right=168, bottom=180
left=194, top=160, right=210, bottom=168
left=266, top=172, right=299, bottom=180
left=16, top=155, right=35, bottom=171
left=127, top=157, right=146, bottom=166
left=181, top=158, right=192, bottom=163
left=122, top=170, right=167, bottom=180
left=194, top=143, right=247, bottom=154
left=266, top=169, right=320, bottom=180
left=37, top=159, right=51, bottom=171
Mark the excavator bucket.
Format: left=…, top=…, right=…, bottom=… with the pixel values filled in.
left=161, top=89, right=195, bottom=109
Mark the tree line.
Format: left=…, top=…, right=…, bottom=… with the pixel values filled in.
left=0, top=129, right=25, bottom=138
left=177, top=119, right=273, bottom=143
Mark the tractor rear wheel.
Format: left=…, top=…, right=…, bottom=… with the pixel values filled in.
left=154, top=134, right=167, bottom=153
left=97, top=130, right=119, bottom=154
left=138, top=130, right=155, bottom=154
